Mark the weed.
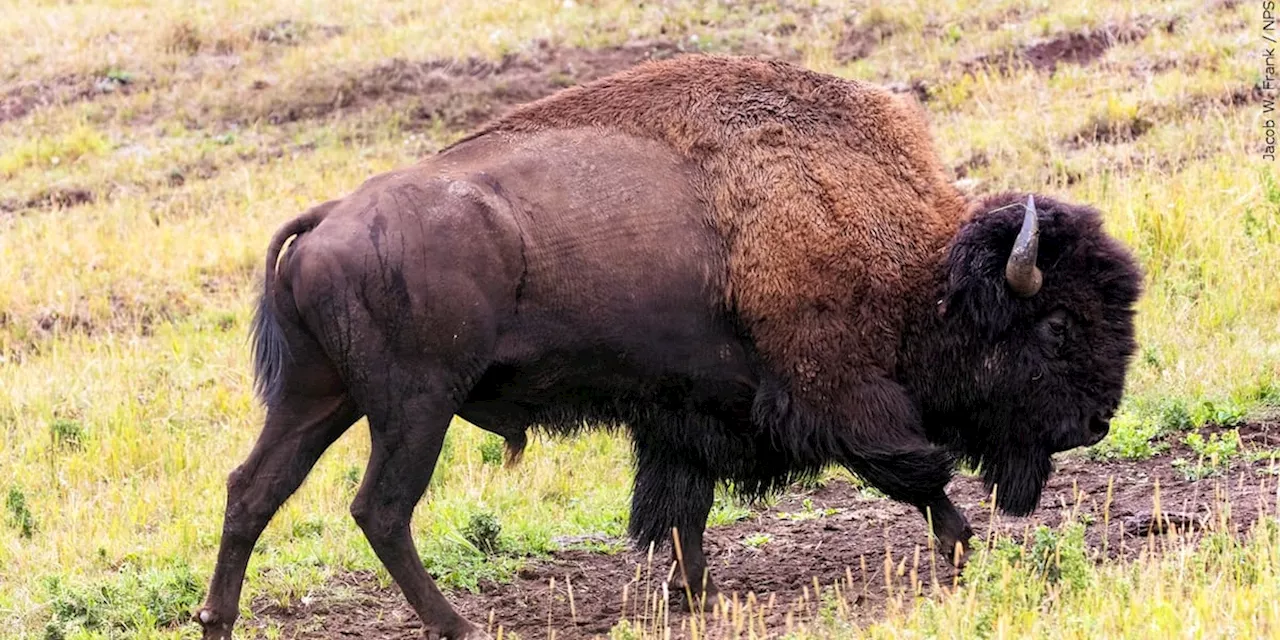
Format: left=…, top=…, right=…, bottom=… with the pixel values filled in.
left=776, top=498, right=841, bottom=522
left=1027, top=523, right=1092, bottom=594
left=291, top=518, right=325, bottom=539
left=1172, top=429, right=1242, bottom=480
left=341, top=465, right=362, bottom=489
left=955, top=522, right=1092, bottom=636
left=479, top=435, right=505, bottom=466
left=1087, top=411, right=1169, bottom=461
left=464, top=511, right=503, bottom=556
left=49, top=418, right=86, bottom=451
left=6, top=485, right=37, bottom=539
left=609, top=619, right=642, bottom=640
left=743, top=532, right=772, bottom=548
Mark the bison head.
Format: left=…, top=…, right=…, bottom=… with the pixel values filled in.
left=912, top=192, right=1143, bottom=516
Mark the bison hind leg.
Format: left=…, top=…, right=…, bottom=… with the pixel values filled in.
left=630, top=425, right=720, bottom=610
left=198, top=390, right=359, bottom=639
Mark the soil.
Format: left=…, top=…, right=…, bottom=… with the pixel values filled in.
left=250, top=40, right=701, bottom=128
left=247, top=421, right=1280, bottom=639
left=834, top=19, right=898, bottom=63
left=963, top=18, right=1172, bottom=75
left=250, top=20, right=346, bottom=47
left=1066, top=114, right=1155, bottom=147
left=0, top=73, right=139, bottom=125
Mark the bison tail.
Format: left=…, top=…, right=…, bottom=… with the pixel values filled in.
left=250, top=202, right=334, bottom=406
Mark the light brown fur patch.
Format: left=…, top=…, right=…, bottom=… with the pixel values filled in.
left=460, top=55, right=969, bottom=406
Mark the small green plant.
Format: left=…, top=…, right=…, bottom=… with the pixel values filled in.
left=609, top=619, right=642, bottom=640
left=743, top=532, right=771, bottom=548
left=103, top=68, right=134, bottom=84
left=1151, top=398, right=1194, bottom=432
left=794, top=473, right=826, bottom=490
left=1087, top=412, right=1169, bottom=461
left=6, top=485, right=37, bottom=538
left=1027, top=523, right=1092, bottom=595
left=707, top=488, right=753, bottom=526
left=291, top=518, right=325, bottom=538
left=463, top=511, right=502, bottom=555
left=1189, top=401, right=1247, bottom=428
left=478, top=435, right=505, bottom=466
left=942, top=23, right=964, bottom=44
left=958, top=522, right=1093, bottom=636
left=1173, top=429, right=1242, bottom=480
left=777, top=497, right=841, bottom=521
left=342, top=465, right=362, bottom=489
left=1141, top=344, right=1163, bottom=370
left=1186, top=429, right=1242, bottom=460
left=49, top=419, right=86, bottom=451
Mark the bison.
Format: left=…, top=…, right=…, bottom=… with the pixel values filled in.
left=196, top=55, right=1141, bottom=639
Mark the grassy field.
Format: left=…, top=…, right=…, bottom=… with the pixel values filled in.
left=0, top=0, right=1277, bottom=638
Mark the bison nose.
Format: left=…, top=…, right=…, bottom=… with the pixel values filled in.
left=1085, top=414, right=1111, bottom=445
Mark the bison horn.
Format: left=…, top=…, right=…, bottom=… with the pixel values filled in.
left=1004, top=195, right=1043, bottom=297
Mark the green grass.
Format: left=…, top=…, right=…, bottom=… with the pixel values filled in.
left=874, top=517, right=1280, bottom=639
left=0, top=0, right=1276, bottom=637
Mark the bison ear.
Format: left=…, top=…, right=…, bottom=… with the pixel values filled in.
left=939, top=242, right=1018, bottom=339
left=940, top=194, right=1045, bottom=337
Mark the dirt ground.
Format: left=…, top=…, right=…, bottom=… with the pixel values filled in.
left=249, top=422, right=1279, bottom=639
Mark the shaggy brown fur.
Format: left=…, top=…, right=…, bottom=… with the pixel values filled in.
left=458, top=55, right=969, bottom=407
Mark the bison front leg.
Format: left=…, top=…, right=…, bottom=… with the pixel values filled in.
left=842, top=440, right=974, bottom=567
left=918, top=494, right=975, bottom=566
left=813, top=379, right=976, bottom=567
left=630, top=440, right=718, bottom=610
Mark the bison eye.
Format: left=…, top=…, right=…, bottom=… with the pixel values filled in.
left=1039, top=309, right=1070, bottom=354
left=1047, top=315, right=1067, bottom=335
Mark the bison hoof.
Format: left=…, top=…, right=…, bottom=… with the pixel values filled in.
left=668, top=582, right=720, bottom=613
left=424, top=621, right=490, bottom=640
left=194, top=608, right=233, bottom=640
left=935, top=537, right=973, bottom=569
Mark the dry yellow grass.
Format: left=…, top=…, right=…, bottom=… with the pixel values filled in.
left=0, top=0, right=1276, bottom=638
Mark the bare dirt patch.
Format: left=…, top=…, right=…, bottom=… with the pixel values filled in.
left=1180, top=83, right=1271, bottom=114
left=0, top=185, right=96, bottom=214
left=1066, top=113, right=1155, bottom=147
left=246, top=422, right=1280, bottom=639
left=233, top=36, right=803, bottom=131
left=251, top=20, right=346, bottom=46
left=0, top=74, right=138, bottom=124
left=240, top=40, right=698, bottom=129
left=834, top=17, right=900, bottom=63
left=964, top=18, right=1172, bottom=75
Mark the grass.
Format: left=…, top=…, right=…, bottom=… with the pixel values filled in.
left=0, top=0, right=1275, bottom=638
left=880, top=518, right=1280, bottom=639
left=599, top=493, right=1280, bottom=640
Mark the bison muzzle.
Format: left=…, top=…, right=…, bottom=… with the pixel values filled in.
left=197, top=55, right=1142, bottom=639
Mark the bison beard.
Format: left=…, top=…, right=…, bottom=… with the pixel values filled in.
left=195, top=56, right=1142, bottom=640
left=984, top=447, right=1054, bottom=516
left=957, top=413, right=1055, bottom=517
